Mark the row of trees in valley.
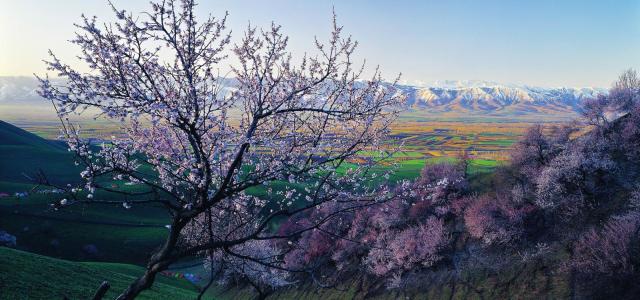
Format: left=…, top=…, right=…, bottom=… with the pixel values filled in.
left=36, top=0, right=640, bottom=298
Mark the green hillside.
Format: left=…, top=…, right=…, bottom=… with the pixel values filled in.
left=0, top=120, right=79, bottom=186
left=0, top=120, right=170, bottom=264
left=0, top=120, right=65, bottom=150
left=0, top=247, right=202, bottom=299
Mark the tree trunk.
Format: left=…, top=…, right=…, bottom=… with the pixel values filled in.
left=115, top=266, right=162, bottom=300
left=92, top=281, right=110, bottom=300
left=114, top=218, right=186, bottom=299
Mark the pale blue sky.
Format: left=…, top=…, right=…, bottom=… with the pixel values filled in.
left=1, top=0, right=638, bottom=87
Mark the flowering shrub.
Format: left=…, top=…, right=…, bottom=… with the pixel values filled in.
left=463, top=194, right=534, bottom=246
left=280, top=162, right=466, bottom=287
left=364, top=216, right=448, bottom=278
left=205, top=239, right=292, bottom=290
left=571, top=212, right=640, bottom=275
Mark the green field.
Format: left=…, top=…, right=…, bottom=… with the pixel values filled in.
left=0, top=120, right=171, bottom=264
left=0, top=247, right=202, bottom=299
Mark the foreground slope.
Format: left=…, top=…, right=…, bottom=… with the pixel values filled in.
left=0, top=247, right=201, bottom=299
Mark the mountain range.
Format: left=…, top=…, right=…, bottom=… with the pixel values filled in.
left=0, top=77, right=607, bottom=119
left=398, top=83, right=606, bottom=116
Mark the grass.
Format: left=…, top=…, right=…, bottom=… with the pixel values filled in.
left=0, top=247, right=203, bottom=300
left=0, top=247, right=569, bottom=300
left=0, top=213, right=167, bottom=264
left=0, top=120, right=173, bottom=264
left=0, top=120, right=81, bottom=185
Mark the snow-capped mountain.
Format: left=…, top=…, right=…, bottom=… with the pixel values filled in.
left=0, top=77, right=43, bottom=104
left=0, top=77, right=607, bottom=118
left=400, top=84, right=606, bottom=115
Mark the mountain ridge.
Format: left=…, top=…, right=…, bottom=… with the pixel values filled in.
left=0, top=76, right=607, bottom=117
left=399, top=84, right=605, bottom=115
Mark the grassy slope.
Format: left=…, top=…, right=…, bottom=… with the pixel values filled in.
left=0, top=120, right=80, bottom=185
left=0, top=120, right=169, bottom=264
left=0, top=213, right=167, bottom=264
left=0, top=247, right=203, bottom=300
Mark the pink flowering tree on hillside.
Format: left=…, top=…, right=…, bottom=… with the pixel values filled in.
left=582, top=69, right=639, bottom=128
left=279, top=162, right=465, bottom=289
left=36, top=0, right=402, bottom=298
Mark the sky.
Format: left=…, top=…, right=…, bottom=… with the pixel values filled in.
left=1, top=0, right=639, bottom=87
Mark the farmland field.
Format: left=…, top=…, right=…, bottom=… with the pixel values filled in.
left=2, top=113, right=541, bottom=164
left=390, top=120, right=534, bottom=161
left=0, top=118, right=536, bottom=191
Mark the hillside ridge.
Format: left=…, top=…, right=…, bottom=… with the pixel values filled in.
left=0, top=120, right=65, bottom=151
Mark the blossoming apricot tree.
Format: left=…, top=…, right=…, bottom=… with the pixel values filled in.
left=37, top=0, right=402, bottom=298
